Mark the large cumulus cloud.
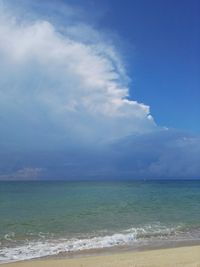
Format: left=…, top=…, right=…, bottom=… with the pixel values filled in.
left=0, top=1, right=199, bottom=180
left=0, top=1, right=156, bottom=151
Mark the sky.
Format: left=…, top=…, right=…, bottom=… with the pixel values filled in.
left=0, top=0, right=199, bottom=180
left=97, top=0, right=200, bottom=132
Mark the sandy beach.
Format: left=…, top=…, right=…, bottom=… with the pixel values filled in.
left=2, top=245, right=200, bottom=267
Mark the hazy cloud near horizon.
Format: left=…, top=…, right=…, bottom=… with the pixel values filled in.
left=0, top=130, right=200, bottom=180
left=0, top=1, right=199, bottom=180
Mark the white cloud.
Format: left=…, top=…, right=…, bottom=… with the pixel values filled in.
left=0, top=167, right=44, bottom=180
left=0, top=3, right=156, bottom=146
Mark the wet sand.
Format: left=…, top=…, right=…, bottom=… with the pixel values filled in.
left=2, top=245, right=200, bottom=267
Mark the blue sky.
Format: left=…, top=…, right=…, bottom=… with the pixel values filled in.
left=75, top=0, right=200, bottom=132
left=0, top=0, right=199, bottom=180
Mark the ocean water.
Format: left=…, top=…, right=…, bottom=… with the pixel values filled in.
left=0, top=180, right=200, bottom=263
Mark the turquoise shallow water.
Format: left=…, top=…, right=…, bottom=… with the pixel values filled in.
left=0, top=180, right=200, bottom=262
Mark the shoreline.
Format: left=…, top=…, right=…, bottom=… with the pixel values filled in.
left=44, top=238, right=200, bottom=259
left=1, top=241, right=200, bottom=267
left=1, top=245, right=200, bottom=267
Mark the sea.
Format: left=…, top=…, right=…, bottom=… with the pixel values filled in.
left=0, top=180, right=200, bottom=263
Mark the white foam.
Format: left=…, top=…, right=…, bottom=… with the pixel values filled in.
left=0, top=224, right=181, bottom=264
left=0, top=232, right=137, bottom=264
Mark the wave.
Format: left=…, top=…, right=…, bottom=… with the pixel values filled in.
left=0, top=224, right=192, bottom=264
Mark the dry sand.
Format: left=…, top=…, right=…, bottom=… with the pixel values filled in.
left=1, top=245, right=200, bottom=267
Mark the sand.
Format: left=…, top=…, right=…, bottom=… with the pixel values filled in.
left=1, top=245, right=200, bottom=267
